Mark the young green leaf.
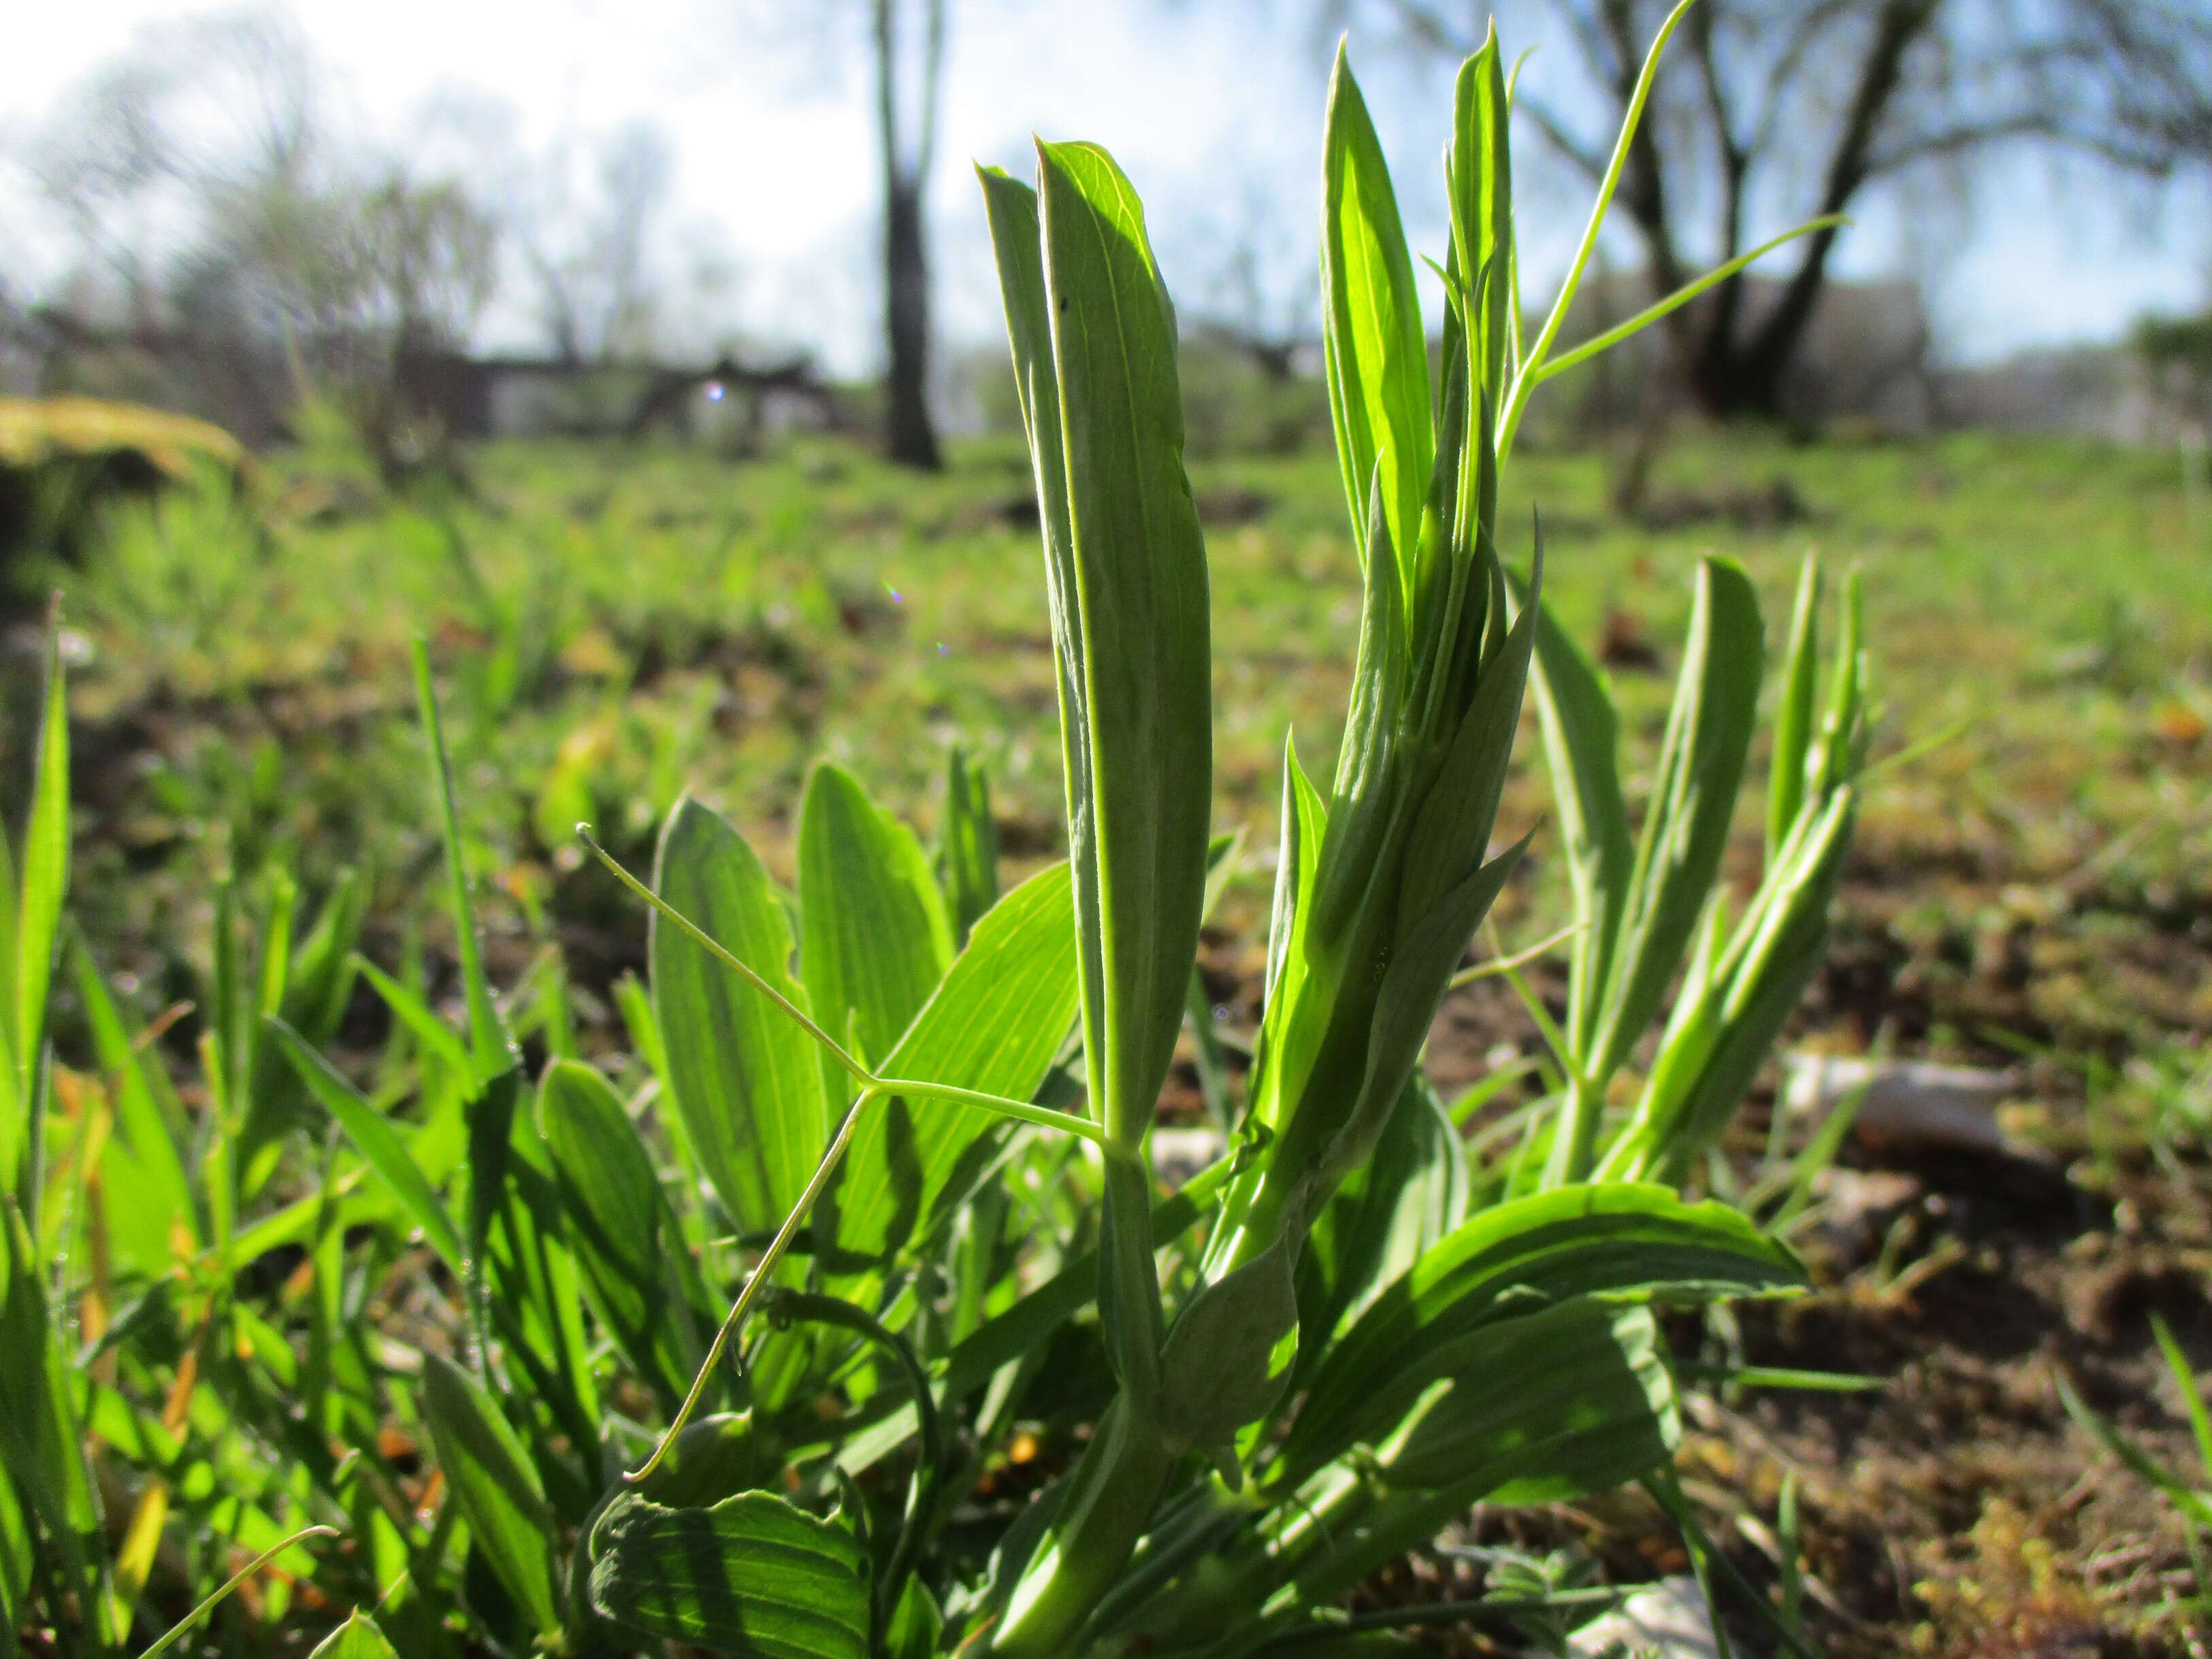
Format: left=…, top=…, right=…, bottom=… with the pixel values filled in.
left=797, top=761, right=954, bottom=1094
left=1517, top=584, right=1634, bottom=1053
left=651, top=795, right=828, bottom=1238
left=420, top=1353, right=564, bottom=1642
left=1768, top=557, right=1823, bottom=857
left=0, top=1202, right=113, bottom=1655
left=586, top=1491, right=870, bottom=1659
left=306, top=1611, right=402, bottom=1659
left=1322, top=48, right=1432, bottom=590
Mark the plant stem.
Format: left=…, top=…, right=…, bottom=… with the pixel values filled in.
left=624, top=1085, right=875, bottom=1484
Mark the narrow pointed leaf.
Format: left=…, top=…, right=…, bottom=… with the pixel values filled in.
left=1322, top=48, right=1432, bottom=588
left=412, top=641, right=516, bottom=1085
left=1592, top=557, right=1764, bottom=1079
left=267, top=1017, right=465, bottom=1273
left=937, top=748, right=1000, bottom=947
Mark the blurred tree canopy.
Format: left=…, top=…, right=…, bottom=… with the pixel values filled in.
left=1325, top=0, right=2212, bottom=417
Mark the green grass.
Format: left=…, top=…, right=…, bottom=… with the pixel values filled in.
left=31, top=425, right=2212, bottom=1068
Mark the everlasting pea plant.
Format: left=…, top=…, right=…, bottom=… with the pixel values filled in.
left=1, top=5, right=1872, bottom=1657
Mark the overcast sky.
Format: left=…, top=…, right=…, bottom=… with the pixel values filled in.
left=5, top=0, right=2206, bottom=373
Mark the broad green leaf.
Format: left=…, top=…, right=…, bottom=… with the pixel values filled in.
left=651, top=795, right=827, bottom=1238
left=537, top=1058, right=702, bottom=1410
left=822, top=862, right=1079, bottom=1276
left=307, top=1611, right=402, bottom=1659
left=1322, top=48, right=1432, bottom=596
left=937, top=747, right=1000, bottom=947
left=883, top=1575, right=943, bottom=1659
left=1590, top=557, right=1764, bottom=1080
left=586, top=1491, right=869, bottom=1659
left=1373, top=1300, right=1676, bottom=1502
left=1767, top=557, right=1823, bottom=857
left=267, top=1017, right=466, bottom=1273
left=420, top=1353, right=564, bottom=1641
left=797, top=762, right=953, bottom=1097
left=1285, top=1183, right=1802, bottom=1480
left=412, top=641, right=516, bottom=1086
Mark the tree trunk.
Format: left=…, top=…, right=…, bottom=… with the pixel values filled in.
left=883, top=168, right=941, bottom=469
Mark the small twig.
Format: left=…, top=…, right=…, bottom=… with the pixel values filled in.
left=1448, top=921, right=1585, bottom=992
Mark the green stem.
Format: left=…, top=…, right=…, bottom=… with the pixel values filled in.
left=623, top=1085, right=876, bottom=1484
left=1499, top=0, right=1698, bottom=459
left=136, top=1526, right=338, bottom=1659
left=989, top=1395, right=1178, bottom=1658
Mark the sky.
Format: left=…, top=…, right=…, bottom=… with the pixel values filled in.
left=3, top=0, right=2206, bottom=374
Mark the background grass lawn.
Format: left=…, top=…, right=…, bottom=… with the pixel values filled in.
left=10, top=425, right=2211, bottom=1653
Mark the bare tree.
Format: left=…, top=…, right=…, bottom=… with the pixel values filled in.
left=875, top=0, right=947, bottom=469
left=517, top=122, right=677, bottom=365
left=1331, top=0, right=2212, bottom=418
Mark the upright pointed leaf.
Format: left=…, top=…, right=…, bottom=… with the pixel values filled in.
left=412, top=641, right=515, bottom=1087
left=420, top=1354, right=563, bottom=1642
left=797, top=763, right=953, bottom=1094
left=1447, top=31, right=1514, bottom=406
left=586, top=1491, right=869, bottom=1659
left=5, top=628, right=66, bottom=1204
left=1322, top=48, right=1433, bottom=593
left=1767, top=557, right=1822, bottom=857
left=651, top=795, right=828, bottom=1237
left=0, top=1203, right=112, bottom=1654
left=1516, top=581, right=1634, bottom=1053
left=1029, top=136, right=1214, bottom=1150
left=1591, top=558, right=1764, bottom=1079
